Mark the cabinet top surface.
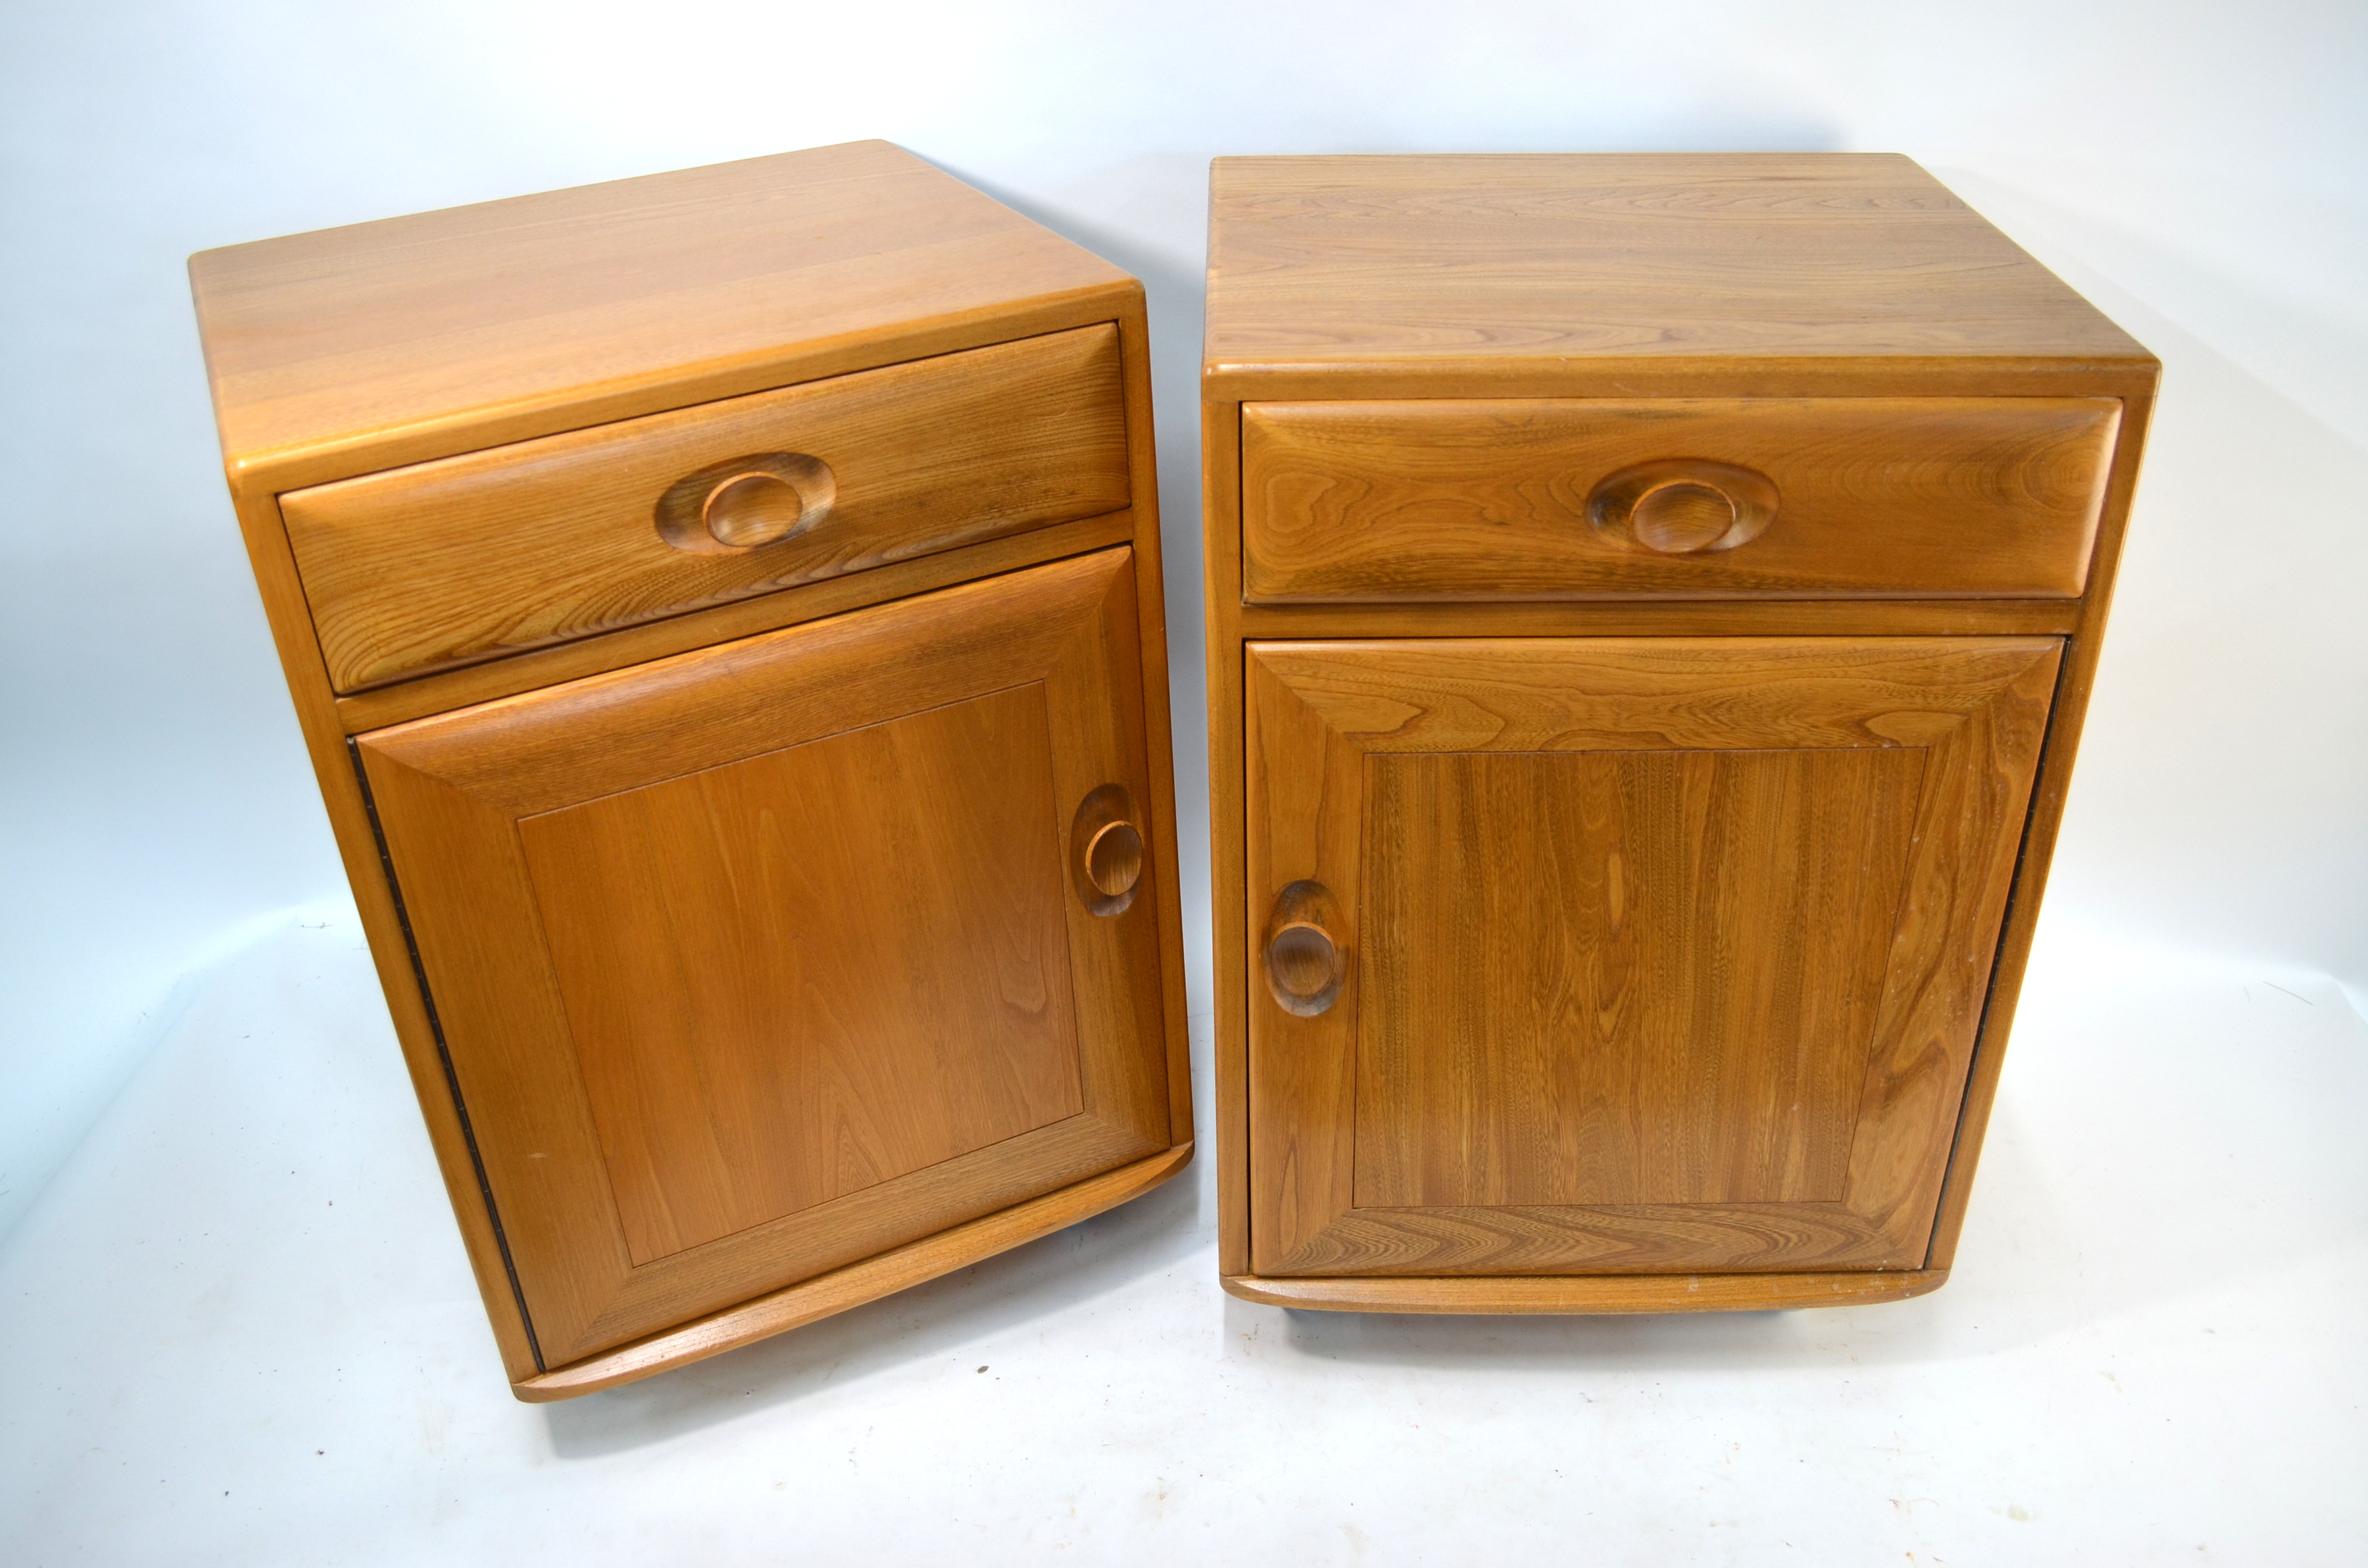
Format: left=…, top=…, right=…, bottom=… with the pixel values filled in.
left=1204, top=154, right=2152, bottom=393
left=190, top=140, right=1132, bottom=480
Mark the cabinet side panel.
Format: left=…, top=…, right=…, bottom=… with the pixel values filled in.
left=1203, top=399, right=1253, bottom=1277
left=1926, top=388, right=2157, bottom=1268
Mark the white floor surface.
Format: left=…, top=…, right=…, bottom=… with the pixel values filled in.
left=3, top=904, right=2364, bottom=1564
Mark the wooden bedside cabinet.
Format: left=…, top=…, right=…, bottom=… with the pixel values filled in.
left=190, top=142, right=1192, bottom=1398
left=1201, top=154, right=2155, bottom=1313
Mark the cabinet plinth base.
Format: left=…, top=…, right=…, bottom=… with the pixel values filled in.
left=1221, top=1268, right=1947, bottom=1316
left=514, top=1143, right=1192, bottom=1401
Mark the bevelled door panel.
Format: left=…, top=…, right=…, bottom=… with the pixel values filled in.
left=359, top=548, right=1169, bottom=1364
left=1357, top=746, right=1927, bottom=1211
left=516, top=682, right=1087, bottom=1266
left=1245, top=636, right=2060, bottom=1278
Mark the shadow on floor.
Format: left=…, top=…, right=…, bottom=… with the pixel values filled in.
left=542, top=1154, right=1211, bottom=1458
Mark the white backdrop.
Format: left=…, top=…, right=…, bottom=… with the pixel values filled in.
left=3, top=0, right=2362, bottom=1243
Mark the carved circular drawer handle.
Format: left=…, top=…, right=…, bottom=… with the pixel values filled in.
left=1588, top=459, right=1779, bottom=555
left=1070, top=784, right=1146, bottom=917
left=654, top=452, right=836, bottom=554
left=1264, top=879, right=1344, bottom=1017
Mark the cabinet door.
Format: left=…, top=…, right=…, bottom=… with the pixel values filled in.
left=358, top=549, right=1171, bottom=1366
left=1245, top=636, right=2060, bottom=1278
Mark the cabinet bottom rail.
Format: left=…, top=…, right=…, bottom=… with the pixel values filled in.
left=1221, top=1268, right=1947, bottom=1315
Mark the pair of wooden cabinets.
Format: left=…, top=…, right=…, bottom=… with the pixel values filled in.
left=193, top=143, right=2153, bottom=1396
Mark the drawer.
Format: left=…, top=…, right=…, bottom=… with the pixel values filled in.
left=1240, top=397, right=2121, bottom=603
left=284, top=325, right=1131, bottom=692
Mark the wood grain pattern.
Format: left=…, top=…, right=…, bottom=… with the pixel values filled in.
left=521, top=683, right=1085, bottom=1265
left=1205, top=154, right=2153, bottom=397
left=1221, top=1267, right=1946, bottom=1314
left=1269, top=1203, right=1887, bottom=1275
left=1244, top=637, right=2061, bottom=1277
left=1356, top=747, right=1925, bottom=1208
left=286, top=325, right=1128, bottom=690
left=1249, top=637, right=2056, bottom=753
left=191, top=140, right=1135, bottom=489
left=330, top=510, right=1137, bottom=734
left=1241, top=397, right=2119, bottom=602
left=1235, top=598, right=2082, bottom=642
left=358, top=550, right=1170, bottom=1363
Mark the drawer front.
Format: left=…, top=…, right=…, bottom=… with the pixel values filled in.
left=285, top=325, right=1130, bottom=692
left=1241, top=397, right=2119, bottom=603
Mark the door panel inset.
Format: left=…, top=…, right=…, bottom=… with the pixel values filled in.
left=521, top=683, right=1085, bottom=1265
left=1357, top=746, right=1925, bottom=1211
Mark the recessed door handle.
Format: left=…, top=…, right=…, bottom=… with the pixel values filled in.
left=1263, top=879, right=1344, bottom=1017
left=1070, top=784, right=1145, bottom=917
